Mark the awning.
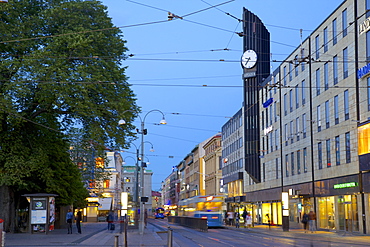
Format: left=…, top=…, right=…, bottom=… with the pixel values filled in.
left=98, top=197, right=112, bottom=211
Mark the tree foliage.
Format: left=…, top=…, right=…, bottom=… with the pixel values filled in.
left=0, top=0, right=138, bottom=231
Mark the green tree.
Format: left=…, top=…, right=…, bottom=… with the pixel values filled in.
left=0, top=0, right=138, bottom=232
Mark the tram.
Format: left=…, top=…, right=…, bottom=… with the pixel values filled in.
left=178, top=195, right=225, bottom=227
left=154, top=207, right=165, bottom=219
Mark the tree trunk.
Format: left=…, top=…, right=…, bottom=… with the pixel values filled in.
left=0, top=185, right=15, bottom=232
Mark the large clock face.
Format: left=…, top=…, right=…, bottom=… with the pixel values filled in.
left=241, top=50, right=258, bottom=69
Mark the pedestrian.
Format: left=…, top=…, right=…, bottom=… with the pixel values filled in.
left=107, top=211, right=114, bottom=231
left=224, top=211, right=228, bottom=225
left=308, top=210, right=317, bottom=233
left=235, top=211, right=240, bottom=228
left=66, top=209, right=73, bottom=234
left=227, top=211, right=234, bottom=226
left=245, top=213, right=252, bottom=228
left=301, top=212, right=309, bottom=233
left=265, top=214, right=270, bottom=229
left=144, top=209, right=148, bottom=227
left=242, top=210, right=247, bottom=228
left=76, top=209, right=82, bottom=234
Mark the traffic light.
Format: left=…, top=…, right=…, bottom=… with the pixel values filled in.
left=143, top=129, right=147, bottom=135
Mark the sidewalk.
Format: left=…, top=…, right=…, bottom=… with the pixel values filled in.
left=224, top=223, right=370, bottom=245
left=5, top=221, right=370, bottom=246
left=4, top=221, right=172, bottom=247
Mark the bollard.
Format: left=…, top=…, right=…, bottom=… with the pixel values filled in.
left=167, top=227, right=173, bottom=247
left=114, top=235, right=119, bottom=247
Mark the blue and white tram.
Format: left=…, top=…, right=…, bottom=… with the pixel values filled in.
left=178, top=195, right=225, bottom=227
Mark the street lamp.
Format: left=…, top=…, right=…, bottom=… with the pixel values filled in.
left=119, top=109, right=166, bottom=234
left=122, top=141, right=154, bottom=228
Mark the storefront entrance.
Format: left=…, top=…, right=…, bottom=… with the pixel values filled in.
left=338, top=195, right=359, bottom=232
left=317, top=195, right=359, bottom=232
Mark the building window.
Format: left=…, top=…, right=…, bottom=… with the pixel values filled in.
left=367, top=31, right=370, bottom=61
left=297, top=150, right=301, bottom=174
left=324, top=62, right=329, bottom=91
left=334, top=95, right=339, bottom=124
left=291, top=152, right=295, bottom=176
left=335, top=135, right=340, bottom=166
left=315, top=35, right=320, bottom=59
left=285, top=154, right=289, bottom=177
left=263, top=163, right=265, bottom=182
left=345, top=132, right=351, bottom=163
left=316, top=68, right=321, bottom=96
left=342, top=9, right=347, bottom=37
left=289, top=89, right=293, bottom=112
left=270, top=132, right=273, bottom=152
left=301, top=48, right=306, bottom=71
left=290, top=120, right=294, bottom=144
left=276, top=158, right=279, bottom=179
left=289, top=63, right=293, bottom=81
left=326, top=139, right=331, bottom=167
left=367, top=0, right=370, bottom=18
left=274, top=101, right=278, bottom=122
left=302, top=113, right=307, bottom=138
left=284, top=93, right=287, bottom=116
left=285, top=123, right=288, bottom=146
left=317, top=105, right=321, bottom=132
left=333, top=55, right=338, bottom=85
left=303, top=147, right=308, bottom=172
left=275, top=129, right=279, bottom=150
left=332, top=18, right=337, bottom=45
left=295, top=55, right=299, bottom=76
left=344, top=90, right=349, bottom=120
left=318, top=142, right=323, bottom=169
left=296, top=117, right=300, bottom=141
left=323, top=27, right=328, bottom=53
left=302, top=80, right=306, bottom=105
left=103, top=179, right=110, bottom=189
left=343, top=48, right=348, bottom=79
left=284, top=66, right=287, bottom=86
left=295, top=84, right=299, bottom=109
left=325, top=100, right=330, bottom=129
left=368, top=77, right=370, bottom=111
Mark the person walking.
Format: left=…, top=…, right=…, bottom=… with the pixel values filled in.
left=242, top=210, right=247, bottom=228
left=76, top=209, right=82, bottom=234
left=235, top=211, right=240, bottom=228
left=107, top=211, right=114, bottom=231
left=301, top=212, right=309, bottom=233
left=66, top=209, right=73, bottom=234
left=227, top=211, right=234, bottom=226
left=308, top=210, right=317, bottom=233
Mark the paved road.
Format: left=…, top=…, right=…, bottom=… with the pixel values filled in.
left=4, top=219, right=370, bottom=247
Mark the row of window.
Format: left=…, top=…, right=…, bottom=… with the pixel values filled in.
left=222, top=114, right=243, bottom=139
left=281, top=8, right=347, bottom=85
left=222, top=159, right=243, bottom=176
left=317, top=132, right=351, bottom=170
left=222, top=137, right=243, bottom=157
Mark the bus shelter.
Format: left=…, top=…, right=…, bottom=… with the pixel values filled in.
left=22, top=193, right=58, bottom=234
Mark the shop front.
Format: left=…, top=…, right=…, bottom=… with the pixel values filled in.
left=314, top=175, right=360, bottom=232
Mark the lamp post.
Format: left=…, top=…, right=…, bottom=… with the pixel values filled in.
left=123, top=141, right=154, bottom=228
left=119, top=109, right=166, bottom=234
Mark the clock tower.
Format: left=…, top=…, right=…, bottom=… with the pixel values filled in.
left=242, top=8, right=270, bottom=183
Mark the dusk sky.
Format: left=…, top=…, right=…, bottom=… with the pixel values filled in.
left=100, top=0, right=344, bottom=190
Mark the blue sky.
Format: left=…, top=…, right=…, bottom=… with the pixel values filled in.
left=100, top=0, right=344, bottom=190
